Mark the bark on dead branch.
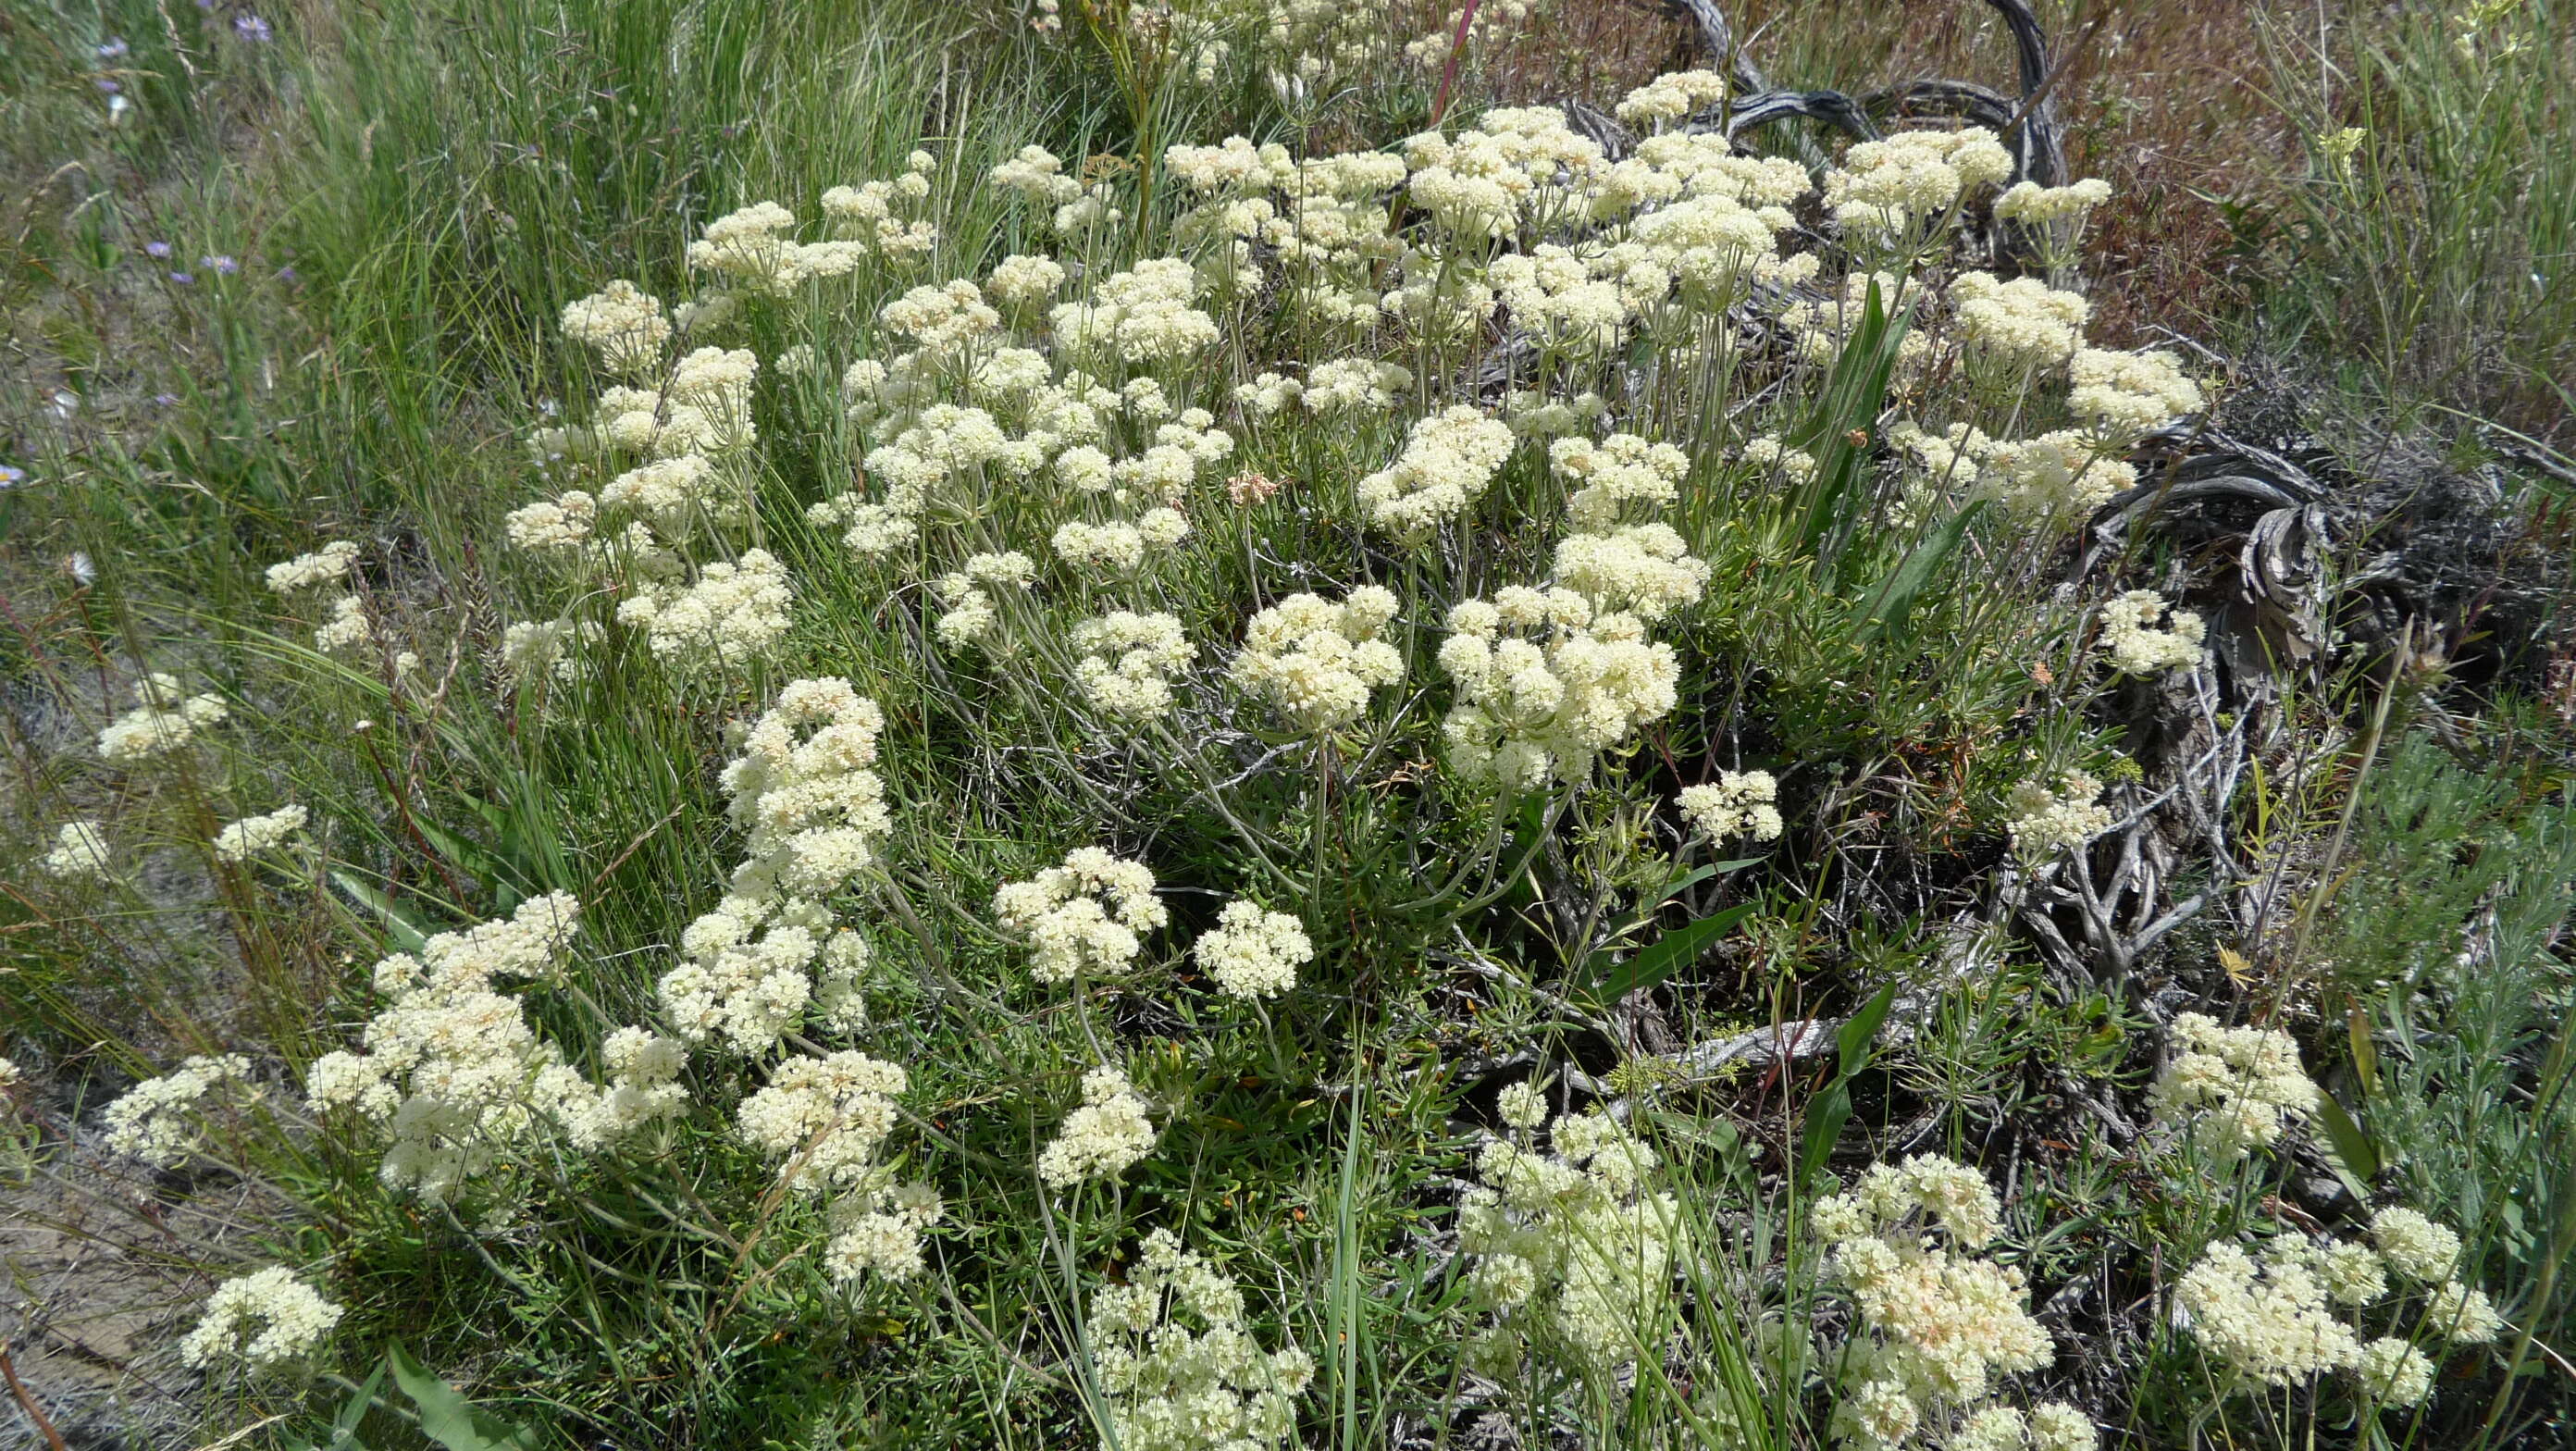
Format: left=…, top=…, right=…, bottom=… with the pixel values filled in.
left=1657, top=0, right=2067, bottom=185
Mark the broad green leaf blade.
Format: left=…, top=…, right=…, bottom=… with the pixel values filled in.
left=386, top=1345, right=537, bottom=1451
left=331, top=871, right=429, bottom=954
left=2312, top=1093, right=2380, bottom=1196
left=1835, top=983, right=1901, bottom=1080
left=1581, top=903, right=1756, bottom=1004
left=1856, top=501, right=1987, bottom=644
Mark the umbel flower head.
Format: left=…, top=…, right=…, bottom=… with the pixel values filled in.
left=1811, top=1155, right=2074, bottom=1449
left=994, top=847, right=1169, bottom=982
left=2146, top=1012, right=2321, bottom=1162
left=1037, top=1065, right=1158, bottom=1186
left=1190, top=900, right=1313, bottom=999
left=180, top=1267, right=342, bottom=1372
left=1459, top=1106, right=1683, bottom=1373
left=1677, top=770, right=1783, bottom=844
left=1229, top=588, right=1404, bottom=733
left=1084, top=1229, right=1314, bottom=1451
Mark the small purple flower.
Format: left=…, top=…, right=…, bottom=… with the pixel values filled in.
left=195, top=0, right=215, bottom=9
left=144, top=240, right=171, bottom=258
left=100, top=37, right=130, bottom=58
left=153, top=393, right=182, bottom=407
left=201, top=254, right=239, bottom=274
left=0, top=465, right=25, bottom=488
left=97, top=79, right=121, bottom=93
left=168, top=271, right=194, bottom=284
left=274, top=266, right=298, bottom=282
left=233, top=13, right=272, bottom=41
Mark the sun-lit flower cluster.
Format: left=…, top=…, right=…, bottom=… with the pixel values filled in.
left=561, top=279, right=674, bottom=377
left=2175, top=1216, right=2500, bottom=1409
left=213, top=802, right=308, bottom=862
left=41, top=819, right=110, bottom=878
left=1812, top=1155, right=2072, bottom=1450
left=1191, top=901, right=1313, bottom=999
left=2099, top=590, right=2206, bottom=676
left=105, top=1053, right=253, bottom=1168
left=265, top=540, right=359, bottom=594
left=300, top=894, right=646, bottom=1199
left=615, top=547, right=794, bottom=670
left=2147, top=1012, right=2322, bottom=1163
left=1229, top=588, right=1404, bottom=732
left=994, top=847, right=1169, bottom=983
left=1951, top=273, right=2092, bottom=373
left=1440, top=588, right=1681, bottom=790
left=1678, top=770, right=1784, bottom=844
left=2003, top=771, right=2112, bottom=861
left=1461, top=1107, right=1682, bottom=1371
left=1356, top=405, right=1518, bottom=542
left=97, top=673, right=229, bottom=763
left=1084, top=1228, right=1315, bottom=1451
left=1071, top=610, right=1196, bottom=722
left=180, top=1268, right=342, bottom=1372
left=2068, top=348, right=2204, bottom=439
left=1038, top=1065, right=1158, bottom=1186
left=737, top=1048, right=942, bottom=1284
left=1822, top=127, right=2013, bottom=245
left=659, top=679, right=889, bottom=1051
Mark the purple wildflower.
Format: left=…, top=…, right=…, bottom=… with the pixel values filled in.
left=233, top=13, right=272, bottom=41
left=201, top=254, right=240, bottom=274
left=144, top=241, right=171, bottom=258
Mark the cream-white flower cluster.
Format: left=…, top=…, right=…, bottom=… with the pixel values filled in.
left=213, top=803, right=308, bottom=862
left=97, top=673, right=229, bottom=763
left=994, top=847, right=1169, bottom=983
left=2146, top=1012, right=2322, bottom=1163
left=1190, top=901, right=1312, bottom=999
left=180, top=1267, right=342, bottom=1372
left=1229, top=588, right=1403, bottom=733
left=1072, top=611, right=1196, bottom=723
left=1037, top=1065, right=1158, bottom=1186
left=265, top=540, right=359, bottom=594
left=1461, top=1107, right=1682, bottom=1371
left=737, top=1048, right=943, bottom=1284
left=660, top=679, right=890, bottom=1051
left=1951, top=272, right=2092, bottom=373
left=1822, top=127, right=2014, bottom=244
left=1439, top=587, right=1681, bottom=790
left=1993, top=178, right=2112, bottom=225
left=1084, top=1228, right=1315, bottom=1451
left=615, top=547, right=793, bottom=670
left=41, top=820, right=110, bottom=878
left=1812, top=1155, right=2074, bottom=1451
left=2002, top=771, right=2112, bottom=861
left=2068, top=347, right=2204, bottom=440
left=560, top=279, right=674, bottom=377
left=302, top=894, right=665, bottom=1199
left=932, top=550, right=1036, bottom=651
left=1678, top=770, right=1784, bottom=844
left=105, top=1053, right=252, bottom=1168
left=1053, top=257, right=1220, bottom=365
left=1356, top=405, right=1517, bottom=543
left=2177, top=1214, right=2496, bottom=1410
left=2099, top=590, right=2206, bottom=676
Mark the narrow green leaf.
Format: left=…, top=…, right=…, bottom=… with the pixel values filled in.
left=2312, top=1093, right=2380, bottom=1195
left=1855, top=501, right=1987, bottom=644
left=387, top=1344, right=537, bottom=1451
left=331, top=871, right=429, bottom=954
left=1835, top=983, right=1902, bottom=1080
left=1582, top=903, right=1756, bottom=1004
left=1800, top=1083, right=1853, bottom=1181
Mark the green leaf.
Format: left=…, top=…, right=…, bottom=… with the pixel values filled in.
left=1581, top=903, right=1755, bottom=1005
left=386, top=1344, right=538, bottom=1451
left=2311, top=1093, right=2380, bottom=1197
left=1799, top=1083, right=1852, bottom=1183
left=1835, top=984, right=1901, bottom=1081
left=332, top=871, right=429, bottom=954
left=1854, top=501, right=1987, bottom=644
